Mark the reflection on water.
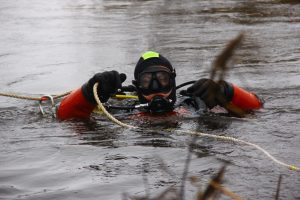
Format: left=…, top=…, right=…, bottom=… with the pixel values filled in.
left=0, top=0, right=300, bottom=199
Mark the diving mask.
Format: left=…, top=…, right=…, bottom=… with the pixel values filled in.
left=137, top=66, right=175, bottom=95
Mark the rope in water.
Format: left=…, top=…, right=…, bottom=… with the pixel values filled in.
left=93, top=83, right=300, bottom=172
left=0, top=90, right=72, bottom=117
left=0, top=91, right=71, bottom=101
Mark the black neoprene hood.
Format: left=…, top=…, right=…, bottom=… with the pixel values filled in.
left=134, top=51, right=174, bottom=80
left=133, top=51, right=177, bottom=108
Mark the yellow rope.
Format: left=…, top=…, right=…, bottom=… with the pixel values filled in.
left=93, top=83, right=300, bottom=172
left=0, top=92, right=42, bottom=101
left=0, top=91, right=71, bottom=101
left=0, top=91, right=137, bottom=101
left=176, top=130, right=299, bottom=171
left=52, top=91, right=72, bottom=99
left=93, top=83, right=136, bottom=129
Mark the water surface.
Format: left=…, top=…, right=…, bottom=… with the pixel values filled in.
left=0, top=0, right=299, bottom=199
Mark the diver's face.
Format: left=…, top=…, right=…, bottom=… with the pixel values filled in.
left=136, top=66, right=176, bottom=113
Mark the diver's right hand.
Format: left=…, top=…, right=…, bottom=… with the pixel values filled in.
left=82, top=71, right=126, bottom=104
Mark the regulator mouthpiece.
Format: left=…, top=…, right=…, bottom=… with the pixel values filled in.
left=148, top=96, right=173, bottom=113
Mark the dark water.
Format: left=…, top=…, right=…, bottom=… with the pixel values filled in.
left=0, top=0, right=300, bottom=199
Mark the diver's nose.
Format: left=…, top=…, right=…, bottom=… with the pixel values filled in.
left=152, top=79, right=159, bottom=90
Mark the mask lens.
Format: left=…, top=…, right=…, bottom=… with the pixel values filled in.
left=139, top=71, right=171, bottom=89
left=139, top=73, right=152, bottom=89
left=156, top=71, right=170, bottom=87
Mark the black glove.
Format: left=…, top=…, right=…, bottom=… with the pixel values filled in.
left=186, top=78, right=233, bottom=109
left=82, top=71, right=127, bottom=104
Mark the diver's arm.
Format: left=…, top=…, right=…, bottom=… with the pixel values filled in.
left=57, top=87, right=96, bottom=120
left=187, top=79, right=263, bottom=113
left=229, top=84, right=263, bottom=110
left=57, top=71, right=126, bottom=120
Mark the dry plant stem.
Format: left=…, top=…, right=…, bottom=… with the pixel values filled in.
left=209, top=181, right=244, bottom=200
left=180, top=137, right=197, bottom=200
left=153, top=186, right=179, bottom=200
left=210, top=32, right=244, bottom=81
left=275, top=175, right=282, bottom=200
left=142, top=163, right=151, bottom=199
left=209, top=32, right=246, bottom=117
left=156, top=156, right=178, bottom=180
left=197, top=165, right=226, bottom=200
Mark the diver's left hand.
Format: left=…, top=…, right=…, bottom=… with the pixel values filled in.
left=186, top=78, right=232, bottom=109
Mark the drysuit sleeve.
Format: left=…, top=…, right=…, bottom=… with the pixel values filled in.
left=229, top=84, right=263, bottom=110
left=57, top=87, right=96, bottom=120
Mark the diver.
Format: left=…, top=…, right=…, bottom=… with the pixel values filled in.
left=57, top=51, right=263, bottom=120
